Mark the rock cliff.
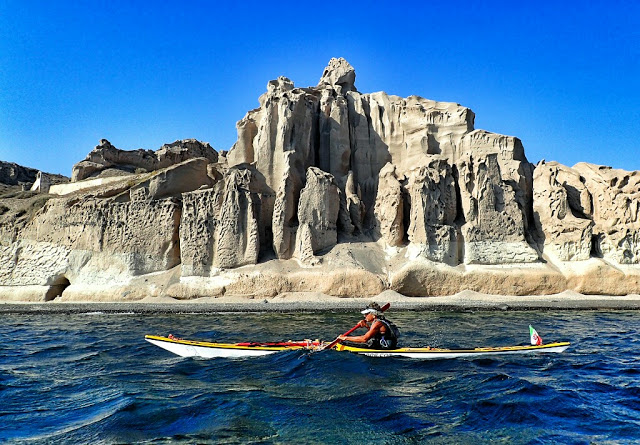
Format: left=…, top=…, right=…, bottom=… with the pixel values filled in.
left=2, top=57, right=640, bottom=302
left=72, top=139, right=218, bottom=181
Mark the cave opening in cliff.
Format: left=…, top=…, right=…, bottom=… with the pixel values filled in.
left=45, top=275, right=71, bottom=301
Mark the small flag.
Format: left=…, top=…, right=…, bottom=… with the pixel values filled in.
left=529, top=325, right=543, bottom=346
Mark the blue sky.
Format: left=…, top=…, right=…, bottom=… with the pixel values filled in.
left=0, top=1, right=638, bottom=176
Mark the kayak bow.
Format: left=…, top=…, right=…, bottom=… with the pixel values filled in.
left=334, top=342, right=571, bottom=358
left=145, top=335, right=570, bottom=359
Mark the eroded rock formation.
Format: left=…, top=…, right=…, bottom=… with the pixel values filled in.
left=2, top=57, right=640, bottom=301
left=373, top=163, right=404, bottom=246
left=573, top=163, right=640, bottom=264
left=405, top=159, right=458, bottom=265
left=295, top=167, right=340, bottom=263
left=180, top=163, right=273, bottom=274
left=533, top=161, right=593, bottom=261
left=72, top=139, right=218, bottom=181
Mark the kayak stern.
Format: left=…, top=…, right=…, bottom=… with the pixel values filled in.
left=144, top=335, right=305, bottom=358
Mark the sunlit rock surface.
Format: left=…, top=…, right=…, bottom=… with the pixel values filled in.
left=2, top=57, right=640, bottom=301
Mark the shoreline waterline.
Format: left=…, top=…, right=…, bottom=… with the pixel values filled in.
left=2, top=290, right=640, bottom=313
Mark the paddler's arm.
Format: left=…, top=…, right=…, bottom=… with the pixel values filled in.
left=338, top=321, right=380, bottom=343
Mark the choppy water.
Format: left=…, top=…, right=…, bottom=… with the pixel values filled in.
left=1, top=309, right=640, bottom=443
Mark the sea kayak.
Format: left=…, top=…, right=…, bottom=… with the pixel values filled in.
left=145, top=335, right=570, bottom=359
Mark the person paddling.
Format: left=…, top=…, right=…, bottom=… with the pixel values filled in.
left=338, top=302, right=399, bottom=350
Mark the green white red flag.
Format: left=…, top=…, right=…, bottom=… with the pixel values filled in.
left=529, top=325, right=543, bottom=345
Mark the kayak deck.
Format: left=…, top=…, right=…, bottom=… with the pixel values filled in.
left=145, top=335, right=570, bottom=359
left=335, top=342, right=571, bottom=358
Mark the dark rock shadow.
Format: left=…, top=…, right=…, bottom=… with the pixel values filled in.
left=45, top=275, right=70, bottom=301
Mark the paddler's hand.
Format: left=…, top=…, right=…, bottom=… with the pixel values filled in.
left=356, top=320, right=369, bottom=328
left=337, top=335, right=347, bottom=341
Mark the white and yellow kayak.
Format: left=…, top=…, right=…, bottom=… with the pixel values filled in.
left=145, top=335, right=570, bottom=359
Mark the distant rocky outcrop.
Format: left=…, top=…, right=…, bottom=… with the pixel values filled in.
left=0, top=161, right=68, bottom=189
left=0, top=161, right=40, bottom=187
left=72, top=139, right=218, bottom=181
left=2, top=57, right=640, bottom=302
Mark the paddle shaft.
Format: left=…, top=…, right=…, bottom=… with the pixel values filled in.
left=322, top=302, right=390, bottom=351
left=321, top=324, right=360, bottom=351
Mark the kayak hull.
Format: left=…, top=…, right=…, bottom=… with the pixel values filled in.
left=145, top=335, right=316, bottom=358
left=145, top=335, right=570, bottom=359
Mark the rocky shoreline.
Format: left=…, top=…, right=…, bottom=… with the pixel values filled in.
left=3, top=290, right=640, bottom=313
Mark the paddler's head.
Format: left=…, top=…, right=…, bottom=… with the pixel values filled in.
left=361, top=302, right=382, bottom=322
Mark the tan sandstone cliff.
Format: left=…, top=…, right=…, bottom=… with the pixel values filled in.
left=2, top=58, right=640, bottom=302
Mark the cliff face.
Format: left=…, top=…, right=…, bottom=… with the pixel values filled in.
left=224, top=58, right=535, bottom=267
left=2, top=57, right=640, bottom=301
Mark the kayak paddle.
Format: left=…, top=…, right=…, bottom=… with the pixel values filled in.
left=319, top=302, right=390, bottom=351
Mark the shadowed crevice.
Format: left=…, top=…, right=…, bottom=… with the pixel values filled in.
left=45, top=275, right=70, bottom=301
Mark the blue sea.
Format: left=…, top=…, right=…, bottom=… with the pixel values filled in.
left=1, top=309, right=640, bottom=444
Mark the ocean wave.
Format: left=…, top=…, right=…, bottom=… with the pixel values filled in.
left=5, top=395, right=133, bottom=442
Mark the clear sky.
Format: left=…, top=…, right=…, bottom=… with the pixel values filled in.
left=1, top=1, right=638, bottom=176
